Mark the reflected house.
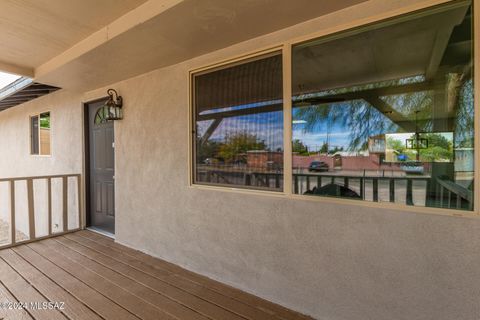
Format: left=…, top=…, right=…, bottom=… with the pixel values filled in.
left=368, top=134, right=386, bottom=154
left=294, top=152, right=403, bottom=172
left=293, top=153, right=333, bottom=169
left=333, top=153, right=342, bottom=169
left=333, top=152, right=388, bottom=171
left=247, top=150, right=283, bottom=171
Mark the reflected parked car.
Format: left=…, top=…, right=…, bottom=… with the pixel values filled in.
left=204, top=158, right=223, bottom=165
left=400, top=162, right=424, bottom=174
left=308, top=161, right=329, bottom=172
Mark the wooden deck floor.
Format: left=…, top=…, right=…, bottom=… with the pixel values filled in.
left=0, top=230, right=312, bottom=320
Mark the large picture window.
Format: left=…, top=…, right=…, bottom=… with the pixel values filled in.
left=291, top=2, right=474, bottom=210
left=192, top=53, right=284, bottom=191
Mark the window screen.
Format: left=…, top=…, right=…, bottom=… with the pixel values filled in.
left=193, top=53, right=284, bottom=191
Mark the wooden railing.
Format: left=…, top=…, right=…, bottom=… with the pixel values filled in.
left=293, top=173, right=430, bottom=205
left=198, top=168, right=283, bottom=190
left=0, top=174, right=82, bottom=249
left=436, top=178, right=473, bottom=210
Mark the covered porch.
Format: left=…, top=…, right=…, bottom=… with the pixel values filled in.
left=0, top=0, right=479, bottom=320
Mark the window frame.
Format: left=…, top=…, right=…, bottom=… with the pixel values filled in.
left=189, top=47, right=285, bottom=194
left=29, top=111, right=52, bottom=157
left=188, top=0, right=479, bottom=217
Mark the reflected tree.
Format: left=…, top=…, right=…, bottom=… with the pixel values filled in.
left=218, top=132, right=266, bottom=163
left=455, top=79, right=474, bottom=148
left=293, top=74, right=474, bottom=152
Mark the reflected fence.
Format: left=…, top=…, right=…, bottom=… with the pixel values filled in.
left=294, top=172, right=472, bottom=210
left=0, top=174, right=81, bottom=248
left=197, top=167, right=473, bottom=210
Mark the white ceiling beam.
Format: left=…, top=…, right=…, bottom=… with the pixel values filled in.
left=35, top=0, right=184, bottom=79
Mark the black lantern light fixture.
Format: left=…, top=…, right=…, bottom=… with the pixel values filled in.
left=103, top=89, right=123, bottom=121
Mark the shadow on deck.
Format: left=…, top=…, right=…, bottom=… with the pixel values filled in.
left=0, top=230, right=313, bottom=320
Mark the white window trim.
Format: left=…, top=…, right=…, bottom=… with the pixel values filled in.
left=188, top=0, right=480, bottom=218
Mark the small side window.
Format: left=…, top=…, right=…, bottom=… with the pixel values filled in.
left=30, top=112, right=51, bottom=155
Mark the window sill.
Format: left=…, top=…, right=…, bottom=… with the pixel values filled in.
left=188, top=183, right=480, bottom=219
left=30, top=154, right=52, bottom=158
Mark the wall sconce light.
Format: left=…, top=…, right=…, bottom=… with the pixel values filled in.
left=103, top=88, right=123, bottom=121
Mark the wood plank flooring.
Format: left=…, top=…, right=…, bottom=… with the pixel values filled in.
left=0, top=230, right=313, bottom=320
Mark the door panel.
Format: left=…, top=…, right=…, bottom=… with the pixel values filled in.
left=88, top=101, right=115, bottom=234
left=95, top=181, right=102, bottom=212
left=106, top=183, right=115, bottom=216
left=93, top=130, right=105, bottom=169
left=105, top=128, right=115, bottom=170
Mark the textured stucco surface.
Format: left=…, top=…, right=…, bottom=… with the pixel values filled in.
left=90, top=66, right=480, bottom=320
left=0, top=90, right=83, bottom=238
left=1, top=0, right=479, bottom=319
left=0, top=90, right=83, bottom=177
left=84, top=1, right=480, bottom=318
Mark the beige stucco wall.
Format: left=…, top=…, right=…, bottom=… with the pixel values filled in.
left=90, top=68, right=480, bottom=320
left=1, top=0, right=479, bottom=319
left=0, top=90, right=83, bottom=177
left=0, top=90, right=83, bottom=238
left=81, top=1, right=480, bottom=319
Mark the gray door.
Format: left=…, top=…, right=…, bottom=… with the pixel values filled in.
left=88, top=101, right=115, bottom=234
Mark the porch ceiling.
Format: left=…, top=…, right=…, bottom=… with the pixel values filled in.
left=0, top=0, right=366, bottom=91
left=0, top=0, right=147, bottom=76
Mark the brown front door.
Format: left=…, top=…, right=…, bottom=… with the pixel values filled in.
left=88, top=100, right=115, bottom=234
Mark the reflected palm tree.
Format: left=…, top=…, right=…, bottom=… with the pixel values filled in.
left=293, top=75, right=474, bottom=151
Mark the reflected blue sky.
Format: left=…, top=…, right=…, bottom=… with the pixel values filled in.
left=197, top=111, right=284, bottom=150
left=198, top=99, right=388, bottom=152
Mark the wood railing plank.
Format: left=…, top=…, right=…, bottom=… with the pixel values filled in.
left=406, top=179, right=413, bottom=205
left=10, top=180, right=15, bottom=246
left=437, top=179, right=472, bottom=202
left=62, top=176, right=68, bottom=232
left=372, top=178, right=378, bottom=202
left=389, top=179, right=395, bottom=202
left=27, top=178, right=35, bottom=240
left=0, top=174, right=82, bottom=250
left=77, top=175, right=82, bottom=229
left=48, top=178, right=52, bottom=236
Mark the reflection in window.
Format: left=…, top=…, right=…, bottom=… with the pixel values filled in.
left=94, top=106, right=109, bottom=125
left=193, top=53, right=284, bottom=191
left=30, top=115, right=39, bottom=155
left=31, top=112, right=51, bottom=155
left=292, top=2, right=474, bottom=210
